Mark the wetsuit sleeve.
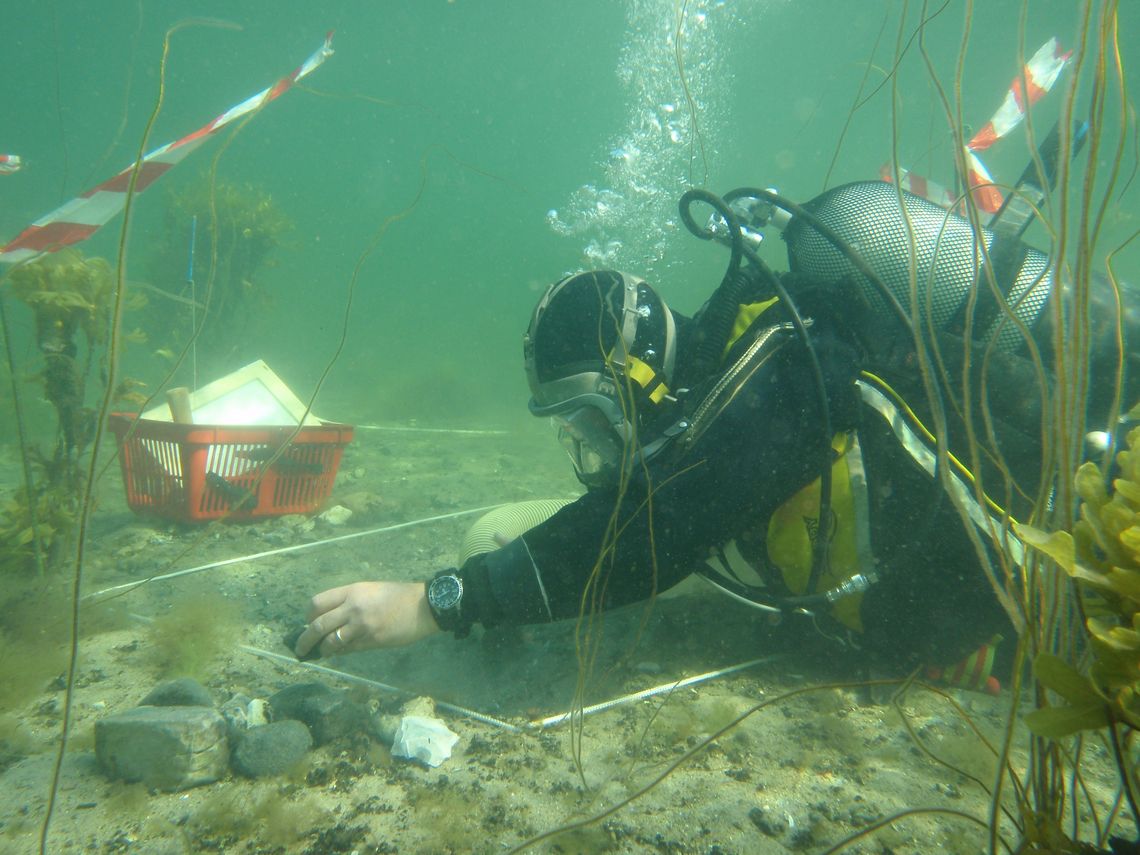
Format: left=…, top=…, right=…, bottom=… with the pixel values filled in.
left=456, top=329, right=861, bottom=628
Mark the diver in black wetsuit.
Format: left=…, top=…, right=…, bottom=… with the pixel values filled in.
left=294, top=153, right=1140, bottom=693
left=294, top=263, right=1015, bottom=687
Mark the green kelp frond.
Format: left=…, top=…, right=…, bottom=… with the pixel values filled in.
left=0, top=486, right=75, bottom=576
left=8, top=249, right=114, bottom=346
left=1017, top=410, right=1140, bottom=737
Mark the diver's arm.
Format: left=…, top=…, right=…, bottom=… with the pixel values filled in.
left=455, top=331, right=862, bottom=629
left=292, top=326, right=861, bottom=651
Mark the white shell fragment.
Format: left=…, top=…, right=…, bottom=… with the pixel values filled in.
left=246, top=698, right=271, bottom=727
left=318, top=505, right=353, bottom=526
left=390, top=715, right=459, bottom=767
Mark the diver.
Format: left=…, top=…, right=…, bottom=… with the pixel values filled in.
left=294, top=167, right=1132, bottom=688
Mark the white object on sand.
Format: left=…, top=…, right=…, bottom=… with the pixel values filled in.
left=390, top=715, right=459, bottom=767
left=318, top=505, right=353, bottom=526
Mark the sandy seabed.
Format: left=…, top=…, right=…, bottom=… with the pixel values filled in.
left=0, top=420, right=1131, bottom=855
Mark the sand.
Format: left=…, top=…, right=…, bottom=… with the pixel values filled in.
left=0, top=421, right=1131, bottom=854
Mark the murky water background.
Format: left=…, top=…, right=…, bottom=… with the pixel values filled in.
left=2, top=2, right=1140, bottom=853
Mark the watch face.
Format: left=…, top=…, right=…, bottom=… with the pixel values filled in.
left=429, top=575, right=462, bottom=611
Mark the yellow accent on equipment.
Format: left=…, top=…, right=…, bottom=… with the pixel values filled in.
left=766, top=432, right=865, bottom=631
left=724, top=298, right=780, bottom=356
left=624, top=354, right=670, bottom=403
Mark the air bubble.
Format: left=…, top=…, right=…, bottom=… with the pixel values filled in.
left=547, top=0, right=748, bottom=273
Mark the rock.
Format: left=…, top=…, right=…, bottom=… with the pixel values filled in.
left=370, top=713, right=401, bottom=746
left=268, top=682, right=367, bottom=746
left=139, top=677, right=213, bottom=708
left=338, top=490, right=384, bottom=520
left=260, top=528, right=291, bottom=546
left=0, top=739, right=27, bottom=774
left=232, top=719, right=312, bottom=777
left=748, top=805, right=788, bottom=836
left=400, top=696, right=436, bottom=719
left=318, top=505, right=353, bottom=526
left=95, top=706, right=229, bottom=791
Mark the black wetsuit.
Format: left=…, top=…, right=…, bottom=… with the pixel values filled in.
left=454, top=302, right=1012, bottom=674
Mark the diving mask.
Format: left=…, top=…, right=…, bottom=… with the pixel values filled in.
left=527, top=374, right=633, bottom=487
left=524, top=270, right=680, bottom=487
left=551, top=403, right=629, bottom=487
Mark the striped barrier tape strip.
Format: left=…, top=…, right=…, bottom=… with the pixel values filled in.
left=967, top=37, right=1073, bottom=153
left=878, top=163, right=957, bottom=210
left=882, top=37, right=1071, bottom=215
left=0, top=32, right=334, bottom=265
left=964, top=37, right=1072, bottom=213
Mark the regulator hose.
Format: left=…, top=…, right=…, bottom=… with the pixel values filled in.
left=678, top=188, right=749, bottom=389
left=722, top=186, right=918, bottom=345
left=679, top=187, right=835, bottom=594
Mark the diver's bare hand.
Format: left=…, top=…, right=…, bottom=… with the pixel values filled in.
left=294, top=581, right=439, bottom=657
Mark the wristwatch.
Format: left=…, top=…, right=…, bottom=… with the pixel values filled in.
left=426, top=571, right=470, bottom=637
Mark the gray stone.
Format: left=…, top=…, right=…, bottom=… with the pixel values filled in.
left=370, top=712, right=400, bottom=746
left=95, top=706, right=229, bottom=791
left=268, top=682, right=367, bottom=746
left=232, top=719, right=313, bottom=777
left=139, top=678, right=213, bottom=708
left=748, top=806, right=787, bottom=836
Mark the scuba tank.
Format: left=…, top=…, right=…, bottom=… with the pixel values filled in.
left=781, top=179, right=1054, bottom=354
left=774, top=177, right=1139, bottom=441
left=682, top=122, right=1139, bottom=409
left=769, top=120, right=1135, bottom=416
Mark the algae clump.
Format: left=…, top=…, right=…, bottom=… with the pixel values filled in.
left=146, top=589, right=242, bottom=681
left=1018, top=406, right=1140, bottom=739
left=144, top=177, right=292, bottom=371
left=189, top=782, right=328, bottom=848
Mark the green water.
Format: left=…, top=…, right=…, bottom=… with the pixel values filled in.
left=5, top=0, right=1133, bottom=435
left=2, top=2, right=1140, bottom=850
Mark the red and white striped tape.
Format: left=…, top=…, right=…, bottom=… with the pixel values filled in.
left=967, top=37, right=1072, bottom=153
left=878, top=163, right=957, bottom=210
left=0, top=32, right=334, bottom=265
left=962, top=149, right=1003, bottom=214
left=0, top=154, right=22, bottom=175
left=882, top=37, right=1070, bottom=214
left=963, top=37, right=1072, bottom=213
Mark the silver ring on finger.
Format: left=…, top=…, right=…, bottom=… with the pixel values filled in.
left=334, top=627, right=345, bottom=645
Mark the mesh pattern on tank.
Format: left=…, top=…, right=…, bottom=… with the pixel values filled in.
left=784, top=181, right=1053, bottom=352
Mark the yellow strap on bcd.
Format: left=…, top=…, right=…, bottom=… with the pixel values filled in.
left=766, top=432, right=865, bottom=632
left=724, top=297, right=780, bottom=357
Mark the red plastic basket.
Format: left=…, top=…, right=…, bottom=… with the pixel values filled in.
left=108, top=413, right=354, bottom=522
